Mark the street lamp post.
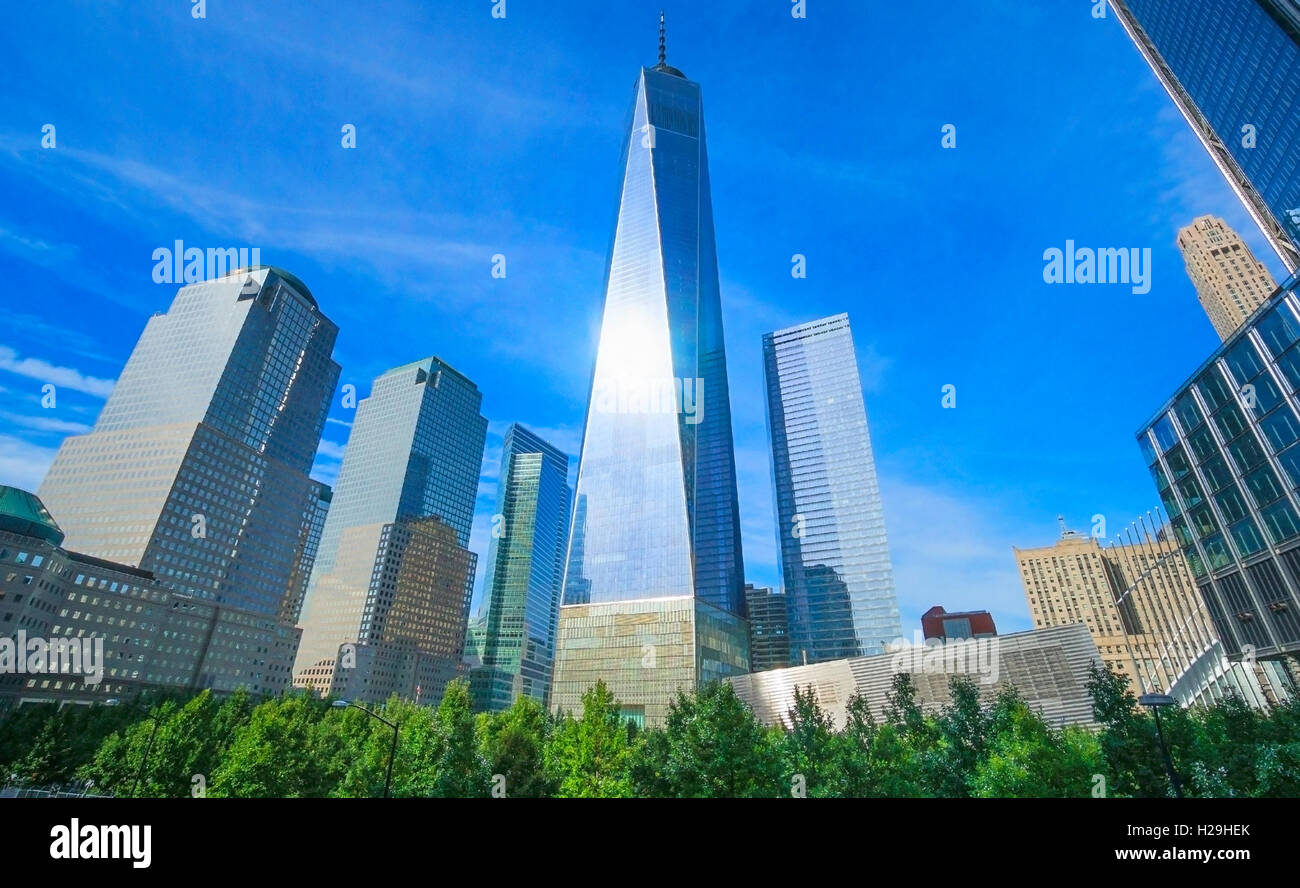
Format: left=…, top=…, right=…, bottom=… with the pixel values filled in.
left=333, top=700, right=399, bottom=798
left=105, top=698, right=161, bottom=798
left=1138, top=693, right=1184, bottom=799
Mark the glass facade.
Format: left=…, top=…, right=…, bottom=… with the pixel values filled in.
left=294, top=358, right=487, bottom=704
left=552, top=59, right=749, bottom=725
left=560, top=65, right=746, bottom=615
left=744, top=583, right=791, bottom=673
left=36, top=266, right=339, bottom=693
left=763, top=313, right=903, bottom=664
left=474, top=424, right=572, bottom=711
left=1138, top=274, right=1300, bottom=663
left=1111, top=0, right=1300, bottom=271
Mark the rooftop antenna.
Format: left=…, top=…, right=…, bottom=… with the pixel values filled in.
left=1058, top=515, right=1068, bottom=537
left=658, top=11, right=667, bottom=67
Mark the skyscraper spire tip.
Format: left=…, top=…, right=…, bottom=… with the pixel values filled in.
left=658, top=11, right=666, bottom=67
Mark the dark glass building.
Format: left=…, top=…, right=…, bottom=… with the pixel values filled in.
left=744, top=584, right=791, bottom=672
left=1110, top=0, right=1300, bottom=272
left=1138, top=271, right=1300, bottom=678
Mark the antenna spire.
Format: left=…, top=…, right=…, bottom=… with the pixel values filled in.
left=658, top=11, right=666, bottom=67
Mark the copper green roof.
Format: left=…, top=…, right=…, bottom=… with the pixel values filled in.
left=0, top=486, right=64, bottom=546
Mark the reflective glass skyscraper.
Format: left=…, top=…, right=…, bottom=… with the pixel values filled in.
left=1137, top=273, right=1300, bottom=674
left=763, top=314, right=902, bottom=664
left=1109, top=0, right=1300, bottom=272
left=294, top=358, right=487, bottom=704
left=550, top=29, right=749, bottom=726
left=472, top=424, right=572, bottom=711
left=38, top=266, right=340, bottom=691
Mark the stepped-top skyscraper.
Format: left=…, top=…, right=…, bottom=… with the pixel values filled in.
left=38, top=266, right=339, bottom=691
left=1178, top=216, right=1280, bottom=341
left=471, top=424, right=572, bottom=712
left=294, top=357, right=486, bottom=704
left=550, top=20, right=749, bottom=726
left=763, top=313, right=902, bottom=664
left=1109, top=0, right=1300, bottom=272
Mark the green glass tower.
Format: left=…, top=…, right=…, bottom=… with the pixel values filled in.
left=472, top=425, right=571, bottom=711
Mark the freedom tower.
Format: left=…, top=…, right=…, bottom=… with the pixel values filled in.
left=550, top=19, right=749, bottom=726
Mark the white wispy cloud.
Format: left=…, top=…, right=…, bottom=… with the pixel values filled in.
left=0, top=346, right=116, bottom=398
left=0, top=411, right=91, bottom=435
left=314, top=439, right=347, bottom=461
left=0, top=434, right=57, bottom=493
left=879, top=475, right=1037, bottom=634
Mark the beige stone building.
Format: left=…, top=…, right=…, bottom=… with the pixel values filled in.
left=1014, top=524, right=1245, bottom=702
left=1177, top=216, right=1279, bottom=341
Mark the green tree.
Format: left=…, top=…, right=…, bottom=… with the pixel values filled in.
left=545, top=680, right=636, bottom=798
left=1086, top=663, right=1170, bottom=797
left=651, top=682, right=782, bottom=798
left=429, top=679, right=490, bottom=797
left=971, top=690, right=1104, bottom=798
left=478, top=696, right=553, bottom=798
left=209, top=692, right=339, bottom=797
left=781, top=685, right=839, bottom=797
left=837, top=693, right=928, bottom=797
left=926, top=676, right=991, bottom=797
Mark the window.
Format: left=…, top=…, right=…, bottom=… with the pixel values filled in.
left=1245, top=465, right=1286, bottom=508
left=1179, top=476, right=1205, bottom=508
left=1140, top=433, right=1158, bottom=467
left=1198, top=368, right=1235, bottom=411
left=1225, top=337, right=1265, bottom=382
left=1276, top=443, right=1300, bottom=488
left=1255, top=305, right=1300, bottom=357
left=1215, top=403, right=1248, bottom=441
left=1261, top=500, right=1300, bottom=544
left=1244, top=373, right=1283, bottom=417
left=1203, top=535, right=1232, bottom=570
left=1166, top=445, right=1192, bottom=480
left=1261, top=407, right=1300, bottom=452
left=1201, top=455, right=1235, bottom=492
left=1215, top=485, right=1249, bottom=524
left=1229, top=517, right=1266, bottom=558
left=1190, top=503, right=1219, bottom=539
left=1227, top=434, right=1266, bottom=473
left=1188, top=425, right=1219, bottom=463
left=1173, top=391, right=1203, bottom=432
left=1154, top=415, right=1184, bottom=455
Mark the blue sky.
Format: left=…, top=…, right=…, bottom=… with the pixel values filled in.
left=0, top=1, right=1287, bottom=632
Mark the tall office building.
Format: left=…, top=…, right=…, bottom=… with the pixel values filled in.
left=744, top=584, right=790, bottom=673
left=1138, top=276, right=1300, bottom=693
left=762, top=313, right=902, bottom=665
left=550, top=24, right=750, bottom=727
left=1178, top=216, right=1280, bottom=340
left=471, top=425, right=571, bottom=712
left=293, top=357, right=487, bottom=705
left=37, top=266, right=339, bottom=692
left=1109, top=0, right=1300, bottom=272
left=1013, top=522, right=1286, bottom=705
left=281, top=480, right=332, bottom=625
